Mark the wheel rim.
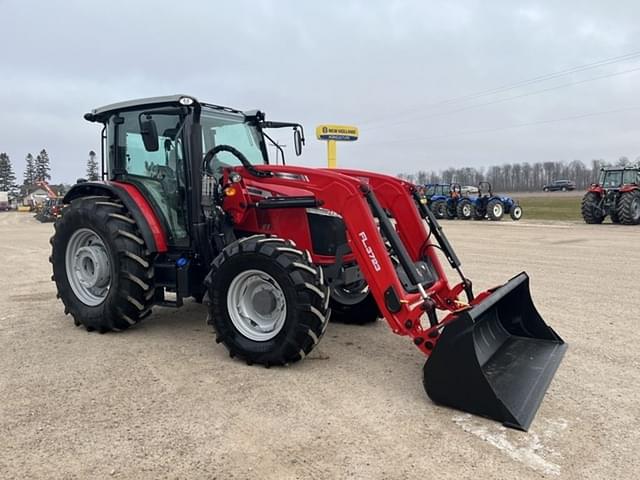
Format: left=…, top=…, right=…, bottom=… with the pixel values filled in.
left=462, top=204, right=471, bottom=217
left=227, top=269, right=287, bottom=341
left=513, top=206, right=522, bottom=219
left=492, top=203, right=503, bottom=217
left=65, top=228, right=111, bottom=306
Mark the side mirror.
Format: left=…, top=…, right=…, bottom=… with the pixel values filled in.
left=140, top=115, right=159, bottom=152
left=294, top=128, right=304, bottom=156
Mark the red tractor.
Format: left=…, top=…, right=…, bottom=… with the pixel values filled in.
left=50, top=95, right=566, bottom=430
left=582, top=165, right=640, bottom=224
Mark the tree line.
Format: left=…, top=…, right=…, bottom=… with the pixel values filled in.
left=398, top=157, right=637, bottom=191
left=0, top=150, right=100, bottom=197
left=0, top=150, right=51, bottom=194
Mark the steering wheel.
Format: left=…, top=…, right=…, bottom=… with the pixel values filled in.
left=203, top=145, right=251, bottom=176
left=203, top=144, right=272, bottom=179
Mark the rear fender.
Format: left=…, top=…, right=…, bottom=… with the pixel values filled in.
left=620, top=184, right=639, bottom=193
left=63, top=181, right=168, bottom=253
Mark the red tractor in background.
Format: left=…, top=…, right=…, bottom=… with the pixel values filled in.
left=49, top=95, right=566, bottom=430
left=582, top=165, right=640, bottom=224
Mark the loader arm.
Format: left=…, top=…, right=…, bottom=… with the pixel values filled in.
left=223, top=164, right=467, bottom=354
left=330, top=168, right=472, bottom=303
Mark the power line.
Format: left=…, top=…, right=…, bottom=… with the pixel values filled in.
left=362, top=64, right=640, bottom=131
left=366, top=105, right=640, bottom=146
left=358, top=49, right=640, bottom=126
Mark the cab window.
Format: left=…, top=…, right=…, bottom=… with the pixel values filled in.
left=108, top=109, right=188, bottom=244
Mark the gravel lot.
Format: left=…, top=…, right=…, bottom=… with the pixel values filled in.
left=1, top=212, right=639, bottom=479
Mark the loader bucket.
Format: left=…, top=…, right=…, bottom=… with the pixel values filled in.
left=423, top=272, right=566, bottom=431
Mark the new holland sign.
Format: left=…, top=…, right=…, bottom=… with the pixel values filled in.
left=316, top=125, right=359, bottom=142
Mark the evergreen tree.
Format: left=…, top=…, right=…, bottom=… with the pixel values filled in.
left=0, top=153, right=17, bottom=192
left=86, top=150, right=100, bottom=181
left=35, top=149, right=51, bottom=182
left=23, top=153, right=36, bottom=185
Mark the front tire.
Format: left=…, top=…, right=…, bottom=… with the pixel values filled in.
left=610, top=209, right=621, bottom=224
left=487, top=199, right=504, bottom=221
left=329, top=280, right=380, bottom=325
left=50, top=196, right=156, bottom=332
left=206, top=235, right=330, bottom=366
left=581, top=192, right=605, bottom=224
left=617, top=190, right=640, bottom=225
left=510, top=204, right=523, bottom=221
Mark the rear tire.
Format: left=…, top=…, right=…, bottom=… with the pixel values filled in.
left=206, top=235, right=330, bottom=366
left=616, top=190, right=640, bottom=225
left=487, top=199, right=504, bottom=221
left=456, top=199, right=473, bottom=220
left=431, top=199, right=448, bottom=219
left=581, top=192, right=605, bottom=224
left=50, top=196, right=156, bottom=332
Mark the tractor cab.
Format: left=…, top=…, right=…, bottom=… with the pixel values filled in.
left=598, top=167, right=640, bottom=190
left=84, top=95, right=304, bottom=248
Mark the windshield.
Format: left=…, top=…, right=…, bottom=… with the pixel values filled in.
left=200, top=109, right=266, bottom=172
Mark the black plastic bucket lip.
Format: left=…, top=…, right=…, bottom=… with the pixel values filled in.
left=423, top=271, right=567, bottom=431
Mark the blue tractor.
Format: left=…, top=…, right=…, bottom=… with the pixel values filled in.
left=469, top=182, right=523, bottom=221
left=425, top=183, right=466, bottom=219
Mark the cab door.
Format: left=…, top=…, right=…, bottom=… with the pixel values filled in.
left=107, top=108, right=190, bottom=246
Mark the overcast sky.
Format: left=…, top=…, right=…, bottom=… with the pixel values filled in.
left=2, top=0, right=640, bottom=183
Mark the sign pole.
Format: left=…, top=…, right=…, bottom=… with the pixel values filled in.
left=316, top=124, right=359, bottom=169
left=327, top=140, right=337, bottom=169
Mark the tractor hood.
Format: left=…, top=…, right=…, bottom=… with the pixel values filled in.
left=243, top=173, right=316, bottom=200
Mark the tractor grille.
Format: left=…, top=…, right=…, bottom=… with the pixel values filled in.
left=307, top=209, right=348, bottom=256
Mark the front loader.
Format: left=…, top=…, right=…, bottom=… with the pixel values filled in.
left=50, top=95, right=566, bottom=430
